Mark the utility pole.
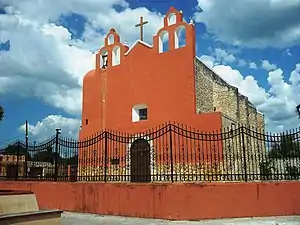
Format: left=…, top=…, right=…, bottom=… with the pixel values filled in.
left=54, top=128, right=61, bottom=182
left=25, top=120, right=28, bottom=148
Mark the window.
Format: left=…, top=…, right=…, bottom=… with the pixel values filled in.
left=112, top=45, right=121, bottom=66
left=139, top=108, right=148, bottom=120
left=167, top=13, right=176, bottom=25
left=85, top=119, right=88, bottom=125
left=132, top=104, right=148, bottom=122
left=174, top=25, right=186, bottom=49
left=100, top=50, right=108, bottom=69
left=108, top=34, right=114, bottom=45
left=158, top=31, right=169, bottom=53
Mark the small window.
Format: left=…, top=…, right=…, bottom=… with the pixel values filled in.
left=139, top=108, right=148, bottom=120
left=85, top=119, right=88, bottom=125
left=132, top=104, right=148, bottom=122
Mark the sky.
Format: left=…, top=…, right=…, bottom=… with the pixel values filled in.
left=0, top=0, right=299, bottom=146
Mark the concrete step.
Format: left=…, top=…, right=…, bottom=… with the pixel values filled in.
left=0, top=190, right=39, bottom=215
left=0, top=209, right=62, bottom=225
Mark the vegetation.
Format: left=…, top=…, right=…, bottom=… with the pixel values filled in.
left=260, top=133, right=300, bottom=180
left=2, top=144, right=78, bottom=165
left=268, top=134, right=300, bottom=158
left=3, top=144, right=31, bottom=160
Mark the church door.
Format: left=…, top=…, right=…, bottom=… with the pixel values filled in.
left=130, top=139, right=151, bottom=182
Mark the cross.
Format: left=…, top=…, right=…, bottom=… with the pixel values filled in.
left=135, top=16, right=148, bottom=42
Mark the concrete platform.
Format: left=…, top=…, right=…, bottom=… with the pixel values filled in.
left=0, top=209, right=62, bottom=225
left=0, top=190, right=62, bottom=225
left=0, top=190, right=39, bottom=214
left=61, top=212, right=300, bottom=225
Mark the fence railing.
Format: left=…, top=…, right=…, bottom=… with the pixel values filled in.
left=0, top=123, right=300, bottom=183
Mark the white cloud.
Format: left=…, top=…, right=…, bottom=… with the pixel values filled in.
left=0, top=15, right=93, bottom=115
left=207, top=48, right=258, bottom=70
left=200, top=56, right=300, bottom=132
left=214, top=48, right=236, bottom=64
left=0, top=0, right=165, bottom=115
left=194, top=0, right=300, bottom=48
left=199, top=55, right=215, bottom=68
left=238, top=59, right=247, bottom=67
left=286, top=48, right=293, bottom=56
left=249, top=62, right=258, bottom=69
left=19, top=115, right=81, bottom=141
left=261, top=60, right=277, bottom=71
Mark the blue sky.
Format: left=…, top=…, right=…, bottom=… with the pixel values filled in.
left=0, top=0, right=300, bottom=146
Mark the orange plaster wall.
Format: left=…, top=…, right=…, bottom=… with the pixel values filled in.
left=1, top=181, right=300, bottom=220
left=79, top=7, right=223, bottom=140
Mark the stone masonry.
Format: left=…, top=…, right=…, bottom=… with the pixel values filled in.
left=194, top=57, right=266, bottom=179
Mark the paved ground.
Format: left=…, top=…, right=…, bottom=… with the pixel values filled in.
left=61, top=212, right=300, bottom=225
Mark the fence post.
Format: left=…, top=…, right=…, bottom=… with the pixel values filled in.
left=169, top=124, right=174, bottom=183
left=241, top=126, right=248, bottom=182
left=104, top=131, right=108, bottom=182
left=54, top=129, right=61, bottom=182
left=15, top=142, right=20, bottom=181
left=25, top=137, right=28, bottom=180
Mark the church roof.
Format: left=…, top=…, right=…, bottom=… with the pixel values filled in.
left=124, top=40, right=153, bottom=56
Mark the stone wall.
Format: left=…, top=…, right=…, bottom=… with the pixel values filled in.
left=194, top=58, right=214, bottom=113
left=194, top=57, right=264, bottom=130
left=194, top=57, right=267, bottom=177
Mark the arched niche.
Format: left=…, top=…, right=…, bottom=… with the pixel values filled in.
left=108, top=34, right=114, bottom=45
left=174, top=25, right=186, bottom=49
left=167, top=13, right=176, bottom=25
left=100, top=49, right=108, bottom=69
left=158, top=30, right=169, bottom=54
left=112, top=45, right=121, bottom=66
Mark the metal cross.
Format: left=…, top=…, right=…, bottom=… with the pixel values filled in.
left=135, top=16, right=148, bottom=41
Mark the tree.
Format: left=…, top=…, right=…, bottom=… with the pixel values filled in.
left=268, top=134, right=300, bottom=159
left=0, top=105, right=3, bottom=121
left=3, top=144, right=31, bottom=160
left=32, top=146, right=57, bottom=163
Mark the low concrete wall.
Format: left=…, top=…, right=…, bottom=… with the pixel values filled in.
left=0, top=193, right=39, bottom=214
left=0, top=181, right=300, bottom=220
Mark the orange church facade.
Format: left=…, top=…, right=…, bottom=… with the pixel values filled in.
left=78, top=7, right=224, bottom=182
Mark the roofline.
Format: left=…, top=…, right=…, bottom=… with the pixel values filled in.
left=124, top=40, right=153, bottom=56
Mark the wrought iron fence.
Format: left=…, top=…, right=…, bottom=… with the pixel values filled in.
left=0, top=123, right=299, bottom=183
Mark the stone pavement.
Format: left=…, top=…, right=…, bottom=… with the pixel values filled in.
left=61, top=212, right=300, bottom=225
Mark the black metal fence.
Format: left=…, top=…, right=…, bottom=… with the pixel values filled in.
left=0, top=123, right=300, bottom=183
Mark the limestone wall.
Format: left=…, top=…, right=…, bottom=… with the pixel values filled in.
left=194, top=57, right=264, bottom=129
left=194, top=58, right=214, bottom=113
left=194, top=57, right=267, bottom=179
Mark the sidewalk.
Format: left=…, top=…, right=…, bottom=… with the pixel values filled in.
left=61, top=212, right=300, bottom=225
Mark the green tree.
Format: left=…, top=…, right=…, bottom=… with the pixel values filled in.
left=3, top=144, right=31, bottom=160
left=0, top=105, right=3, bottom=121
left=32, top=146, right=57, bottom=163
left=268, top=134, right=300, bottom=159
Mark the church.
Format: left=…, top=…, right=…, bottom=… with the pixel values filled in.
left=80, top=6, right=264, bottom=138
left=77, top=7, right=265, bottom=182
